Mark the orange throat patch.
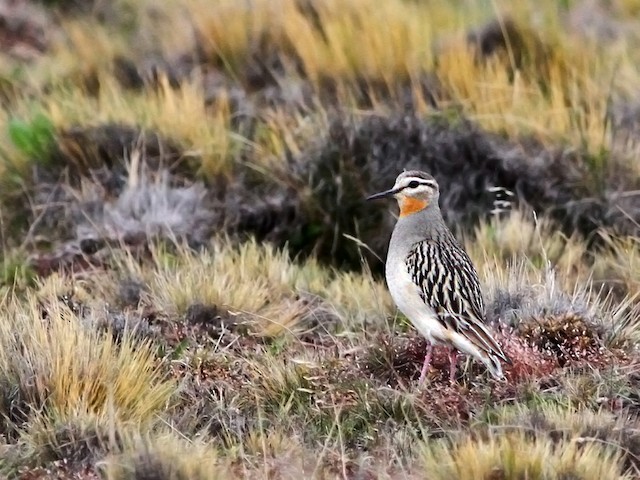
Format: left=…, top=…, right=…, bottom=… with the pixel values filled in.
left=399, top=197, right=428, bottom=217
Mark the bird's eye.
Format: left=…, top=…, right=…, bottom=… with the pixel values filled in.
left=407, top=180, right=420, bottom=189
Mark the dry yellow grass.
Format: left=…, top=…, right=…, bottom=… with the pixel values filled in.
left=0, top=0, right=632, bottom=185
left=102, top=428, right=324, bottom=479
left=435, top=36, right=611, bottom=151
left=593, top=233, right=640, bottom=295
left=187, top=0, right=623, bottom=153
left=112, top=239, right=392, bottom=336
left=466, top=209, right=588, bottom=282
left=0, top=288, right=174, bottom=424
left=102, top=433, right=226, bottom=479
left=38, top=76, right=238, bottom=176
left=9, top=77, right=325, bottom=179
left=189, top=0, right=484, bottom=84
left=422, top=429, right=631, bottom=480
left=41, top=19, right=129, bottom=84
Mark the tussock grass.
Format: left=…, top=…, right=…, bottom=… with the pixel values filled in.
left=15, top=411, right=128, bottom=472
left=13, top=0, right=616, bottom=185
left=14, top=78, right=326, bottom=181
left=101, top=434, right=226, bottom=480
left=0, top=290, right=174, bottom=429
left=69, top=155, right=214, bottom=246
left=594, top=234, right=640, bottom=295
left=3, top=232, right=640, bottom=476
left=436, top=31, right=610, bottom=151
left=118, top=239, right=393, bottom=335
left=480, top=256, right=638, bottom=363
left=475, top=403, right=640, bottom=474
left=468, top=210, right=640, bottom=349
left=30, top=1, right=193, bottom=83
left=40, top=77, right=239, bottom=176
left=466, top=209, right=588, bottom=282
left=190, top=0, right=441, bottom=85
left=40, top=19, right=129, bottom=85
left=422, top=429, right=632, bottom=480
left=188, top=0, right=622, bottom=153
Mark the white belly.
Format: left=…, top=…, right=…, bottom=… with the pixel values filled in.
left=385, top=254, right=446, bottom=344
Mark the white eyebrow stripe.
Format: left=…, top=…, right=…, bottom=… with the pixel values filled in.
left=402, top=178, right=437, bottom=188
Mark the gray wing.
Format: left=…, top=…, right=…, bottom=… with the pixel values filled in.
left=406, top=238, right=508, bottom=361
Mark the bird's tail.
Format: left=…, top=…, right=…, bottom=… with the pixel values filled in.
left=482, top=351, right=508, bottom=380
left=448, top=319, right=511, bottom=380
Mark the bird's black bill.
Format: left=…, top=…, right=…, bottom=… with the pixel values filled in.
left=366, top=188, right=398, bottom=201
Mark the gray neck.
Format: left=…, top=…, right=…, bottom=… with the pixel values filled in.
left=389, top=203, right=450, bottom=255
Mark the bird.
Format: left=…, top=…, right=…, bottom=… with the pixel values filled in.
left=366, top=170, right=510, bottom=384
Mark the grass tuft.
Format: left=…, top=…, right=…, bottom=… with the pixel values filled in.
left=101, top=434, right=225, bottom=480
left=422, top=430, right=631, bottom=480
left=0, top=292, right=175, bottom=435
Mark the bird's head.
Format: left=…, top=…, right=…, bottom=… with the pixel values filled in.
left=366, top=170, right=439, bottom=217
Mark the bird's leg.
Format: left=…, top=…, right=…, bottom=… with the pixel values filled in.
left=418, top=343, right=433, bottom=386
left=448, top=349, right=458, bottom=383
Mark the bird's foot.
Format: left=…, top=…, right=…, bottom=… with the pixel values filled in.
left=448, top=349, right=458, bottom=384
left=418, top=344, right=434, bottom=386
